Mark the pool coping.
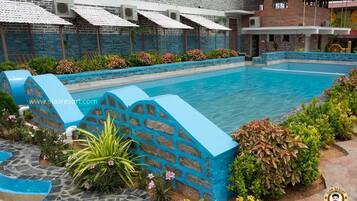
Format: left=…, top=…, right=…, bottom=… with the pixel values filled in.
left=265, top=59, right=357, bottom=66
left=66, top=61, right=246, bottom=93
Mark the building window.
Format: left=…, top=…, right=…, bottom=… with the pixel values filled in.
left=282, top=35, right=290, bottom=42
left=268, top=35, right=275, bottom=42
left=273, top=0, right=288, bottom=9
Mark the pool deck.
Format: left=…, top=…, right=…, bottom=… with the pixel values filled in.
left=0, top=139, right=150, bottom=201
left=300, top=133, right=357, bottom=201
left=66, top=62, right=246, bottom=93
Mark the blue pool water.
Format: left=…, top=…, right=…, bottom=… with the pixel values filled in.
left=72, top=62, right=351, bottom=133
left=0, top=151, right=52, bottom=195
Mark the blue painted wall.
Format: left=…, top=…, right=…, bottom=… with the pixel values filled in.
left=1, top=32, right=230, bottom=62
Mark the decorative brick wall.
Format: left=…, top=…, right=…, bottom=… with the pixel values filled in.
left=0, top=70, right=32, bottom=105
left=79, top=86, right=238, bottom=201
left=24, top=74, right=84, bottom=132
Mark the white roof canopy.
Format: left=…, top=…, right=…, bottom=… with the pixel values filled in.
left=225, top=10, right=255, bottom=15
left=181, top=14, right=231, bottom=31
left=138, top=11, right=192, bottom=29
left=242, top=26, right=351, bottom=35
left=0, top=0, right=71, bottom=25
left=72, top=6, right=138, bottom=27
left=75, top=0, right=227, bottom=17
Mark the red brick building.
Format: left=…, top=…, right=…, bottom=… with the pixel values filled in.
left=240, top=0, right=350, bottom=56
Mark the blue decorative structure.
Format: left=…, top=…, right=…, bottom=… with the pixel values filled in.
left=24, top=74, right=84, bottom=132
left=79, top=86, right=238, bottom=200
left=0, top=151, right=52, bottom=196
left=0, top=70, right=32, bottom=105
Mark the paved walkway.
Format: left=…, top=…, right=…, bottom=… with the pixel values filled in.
left=300, top=136, right=357, bottom=201
left=0, top=139, right=150, bottom=201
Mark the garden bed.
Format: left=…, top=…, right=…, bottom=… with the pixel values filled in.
left=57, top=56, right=245, bottom=85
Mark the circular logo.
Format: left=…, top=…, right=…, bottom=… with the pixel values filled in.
left=324, top=187, right=348, bottom=201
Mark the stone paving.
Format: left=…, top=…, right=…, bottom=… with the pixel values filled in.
left=0, top=139, right=150, bottom=201
left=300, top=135, right=357, bottom=201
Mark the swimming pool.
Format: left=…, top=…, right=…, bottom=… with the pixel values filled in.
left=72, top=62, right=351, bottom=133
left=0, top=151, right=52, bottom=195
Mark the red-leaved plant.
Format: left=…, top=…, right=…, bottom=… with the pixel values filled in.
left=230, top=119, right=306, bottom=199
left=182, top=49, right=207, bottom=61
left=106, top=55, right=127, bottom=69
left=56, top=59, right=82, bottom=74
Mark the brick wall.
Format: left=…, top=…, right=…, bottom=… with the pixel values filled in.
left=254, top=0, right=330, bottom=27
left=0, top=0, right=234, bottom=62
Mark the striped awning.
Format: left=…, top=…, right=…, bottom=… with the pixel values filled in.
left=72, top=6, right=138, bottom=27
left=0, top=0, right=71, bottom=25
left=181, top=14, right=231, bottom=31
left=138, top=10, right=192, bottom=29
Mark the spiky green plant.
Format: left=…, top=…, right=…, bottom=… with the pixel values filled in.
left=66, top=116, right=139, bottom=192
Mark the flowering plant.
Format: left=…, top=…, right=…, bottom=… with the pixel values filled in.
left=106, top=55, right=127, bottom=69
left=182, top=49, right=207, bottom=61
left=161, top=53, right=181, bottom=64
left=147, top=170, right=176, bottom=201
left=128, top=52, right=157, bottom=66
left=207, top=49, right=238, bottom=59
left=56, top=59, right=82, bottom=74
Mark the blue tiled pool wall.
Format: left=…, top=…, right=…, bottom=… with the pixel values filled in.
left=0, top=21, right=229, bottom=63
left=254, top=51, right=357, bottom=64
left=57, top=56, right=245, bottom=85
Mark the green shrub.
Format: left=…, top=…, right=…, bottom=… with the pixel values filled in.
left=33, top=128, right=70, bottom=167
left=27, top=57, right=58, bottom=74
left=0, top=61, right=19, bottom=72
left=284, top=99, right=335, bottom=148
left=228, top=152, right=262, bottom=199
left=207, top=49, right=238, bottom=59
left=76, top=56, right=108, bottom=71
left=324, top=98, right=356, bottom=140
left=0, top=91, right=18, bottom=119
left=66, top=116, right=139, bottom=192
left=284, top=123, right=320, bottom=186
left=230, top=119, right=305, bottom=199
left=326, top=73, right=357, bottom=115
